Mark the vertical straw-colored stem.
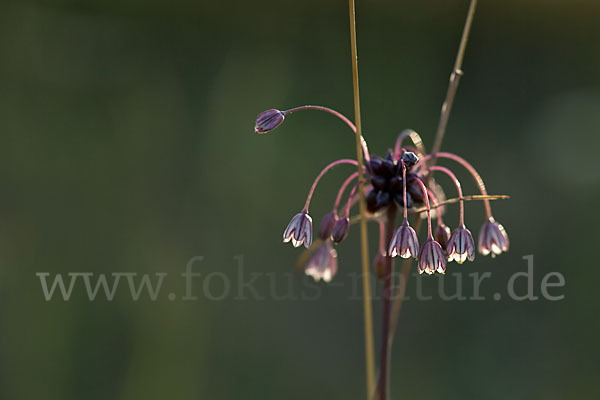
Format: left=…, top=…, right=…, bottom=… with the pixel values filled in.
left=431, top=0, right=478, bottom=154
left=348, top=0, right=375, bottom=397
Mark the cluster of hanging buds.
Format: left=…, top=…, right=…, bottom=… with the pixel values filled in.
left=255, top=105, right=508, bottom=281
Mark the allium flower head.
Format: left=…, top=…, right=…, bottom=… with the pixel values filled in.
left=418, top=239, right=447, bottom=275
left=255, top=101, right=508, bottom=280
left=447, top=225, right=475, bottom=264
left=283, top=211, right=313, bottom=248
left=478, top=217, right=509, bottom=257
left=365, top=151, right=425, bottom=213
left=305, top=242, right=338, bottom=282
left=389, top=220, right=419, bottom=259
left=254, top=109, right=285, bottom=134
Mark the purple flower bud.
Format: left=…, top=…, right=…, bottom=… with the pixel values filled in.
left=418, top=239, right=447, bottom=275
left=331, top=217, right=350, bottom=243
left=478, top=217, right=509, bottom=257
left=255, top=109, right=285, bottom=134
left=389, top=220, right=419, bottom=259
left=434, top=224, right=452, bottom=250
left=304, top=241, right=338, bottom=282
left=318, top=212, right=338, bottom=240
left=447, top=225, right=475, bottom=264
left=283, top=211, right=313, bottom=248
left=373, top=253, right=386, bottom=280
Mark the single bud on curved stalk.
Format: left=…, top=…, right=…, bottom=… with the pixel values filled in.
left=478, top=217, right=509, bottom=257
left=283, top=212, right=313, bottom=248
left=304, top=241, right=338, bottom=282
left=254, top=109, right=285, bottom=134
left=434, top=224, right=452, bottom=250
left=447, top=225, right=475, bottom=264
left=319, top=212, right=338, bottom=240
left=331, top=217, right=350, bottom=243
left=373, top=253, right=386, bottom=280
left=389, top=220, right=419, bottom=259
left=418, top=239, right=447, bottom=275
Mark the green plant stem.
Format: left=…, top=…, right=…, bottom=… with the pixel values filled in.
left=431, top=0, right=478, bottom=155
left=348, top=0, right=376, bottom=397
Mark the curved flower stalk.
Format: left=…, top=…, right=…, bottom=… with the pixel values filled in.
left=255, top=105, right=371, bottom=163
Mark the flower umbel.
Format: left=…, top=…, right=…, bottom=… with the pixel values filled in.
left=256, top=105, right=508, bottom=278
left=283, top=211, right=313, bottom=248
left=258, top=107, right=509, bottom=277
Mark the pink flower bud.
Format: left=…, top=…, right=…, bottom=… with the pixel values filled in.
left=254, top=109, right=285, bottom=134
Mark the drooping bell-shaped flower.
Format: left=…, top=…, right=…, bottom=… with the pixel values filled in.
left=331, top=217, right=350, bottom=244
left=389, top=220, right=419, bottom=259
left=418, top=239, right=447, bottom=275
left=283, top=211, right=313, bottom=248
left=447, top=225, right=475, bottom=264
left=478, top=217, right=509, bottom=257
left=304, top=241, right=338, bottom=282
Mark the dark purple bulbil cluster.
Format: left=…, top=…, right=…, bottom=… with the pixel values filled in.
left=366, top=150, right=420, bottom=213
left=255, top=106, right=509, bottom=282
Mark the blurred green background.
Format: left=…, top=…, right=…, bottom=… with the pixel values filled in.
left=1, top=0, right=599, bottom=399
